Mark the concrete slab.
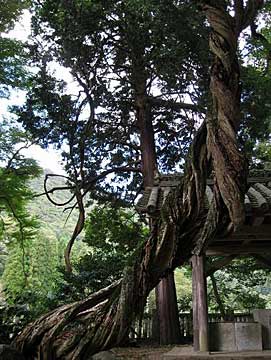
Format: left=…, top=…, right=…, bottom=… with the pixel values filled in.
left=235, top=322, right=262, bottom=351
left=253, top=309, right=271, bottom=349
left=209, top=323, right=235, bottom=351
left=209, top=322, right=262, bottom=352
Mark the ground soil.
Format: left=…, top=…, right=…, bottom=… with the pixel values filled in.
left=111, top=344, right=179, bottom=359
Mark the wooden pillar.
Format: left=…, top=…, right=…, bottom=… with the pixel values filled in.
left=192, top=254, right=209, bottom=352
left=192, top=256, right=199, bottom=351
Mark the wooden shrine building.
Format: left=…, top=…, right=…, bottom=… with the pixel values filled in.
left=136, top=170, right=271, bottom=352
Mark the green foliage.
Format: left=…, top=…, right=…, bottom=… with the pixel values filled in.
left=14, top=0, right=209, bottom=206
left=207, top=257, right=271, bottom=312
left=240, top=65, right=271, bottom=159
left=0, top=122, right=46, bottom=338
left=0, top=121, right=41, bottom=250
left=1, top=167, right=82, bottom=317
left=238, top=8, right=271, bottom=161
left=175, top=267, right=192, bottom=312
left=0, top=0, right=30, bottom=33
left=253, top=141, right=271, bottom=166
left=0, top=37, right=31, bottom=97
left=0, top=302, right=30, bottom=343
left=0, top=0, right=31, bottom=97
left=57, top=206, right=147, bottom=302
left=85, top=206, right=145, bottom=253
left=2, top=228, right=64, bottom=313
left=1, top=228, right=65, bottom=340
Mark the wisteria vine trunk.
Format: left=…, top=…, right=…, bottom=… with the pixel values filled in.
left=14, top=1, right=262, bottom=359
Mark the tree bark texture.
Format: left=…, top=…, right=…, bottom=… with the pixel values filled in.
left=132, top=37, right=157, bottom=189
left=155, top=273, right=182, bottom=345
left=14, top=2, right=262, bottom=358
left=133, top=44, right=181, bottom=345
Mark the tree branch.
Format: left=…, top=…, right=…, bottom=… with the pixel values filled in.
left=242, top=0, right=264, bottom=31
left=148, top=96, right=203, bottom=113
left=206, top=255, right=237, bottom=277
left=64, top=189, right=85, bottom=273
left=234, top=0, right=244, bottom=35
left=6, top=141, right=37, bottom=170
left=210, top=273, right=226, bottom=320
left=43, top=174, right=76, bottom=207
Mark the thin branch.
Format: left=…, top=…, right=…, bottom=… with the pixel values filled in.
left=34, top=185, right=76, bottom=198
left=6, top=141, right=36, bottom=170
left=43, top=174, right=76, bottom=207
left=63, top=165, right=141, bottom=272
left=241, top=0, right=264, bottom=31
left=148, top=96, right=203, bottom=113
left=82, top=165, right=141, bottom=196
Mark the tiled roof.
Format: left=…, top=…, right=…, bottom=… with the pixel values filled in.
left=136, top=171, right=271, bottom=219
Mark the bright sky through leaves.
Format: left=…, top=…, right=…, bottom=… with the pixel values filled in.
left=1, top=10, right=66, bottom=174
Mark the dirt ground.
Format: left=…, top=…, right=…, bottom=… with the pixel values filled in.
left=104, top=345, right=271, bottom=360
left=110, top=344, right=182, bottom=359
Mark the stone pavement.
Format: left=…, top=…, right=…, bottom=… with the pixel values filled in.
left=163, top=346, right=271, bottom=360
left=93, top=346, right=271, bottom=359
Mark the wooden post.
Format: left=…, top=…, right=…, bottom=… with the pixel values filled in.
left=192, top=256, right=199, bottom=351
left=192, top=254, right=209, bottom=352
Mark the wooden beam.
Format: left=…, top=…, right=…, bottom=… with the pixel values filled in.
left=207, top=244, right=271, bottom=255
left=206, top=177, right=271, bottom=185
left=147, top=187, right=159, bottom=213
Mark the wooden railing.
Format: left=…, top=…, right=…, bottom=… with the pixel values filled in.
left=130, top=311, right=253, bottom=341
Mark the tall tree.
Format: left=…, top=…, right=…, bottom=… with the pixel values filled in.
left=14, top=0, right=209, bottom=344
left=14, top=1, right=265, bottom=358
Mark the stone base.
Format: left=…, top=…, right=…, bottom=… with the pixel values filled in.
left=209, top=322, right=262, bottom=351
left=163, top=348, right=271, bottom=360
left=253, top=309, right=271, bottom=349
left=209, top=323, right=235, bottom=351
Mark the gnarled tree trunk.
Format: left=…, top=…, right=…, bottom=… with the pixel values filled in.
left=133, top=37, right=181, bottom=345
left=14, top=1, right=262, bottom=358
left=155, top=272, right=181, bottom=345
